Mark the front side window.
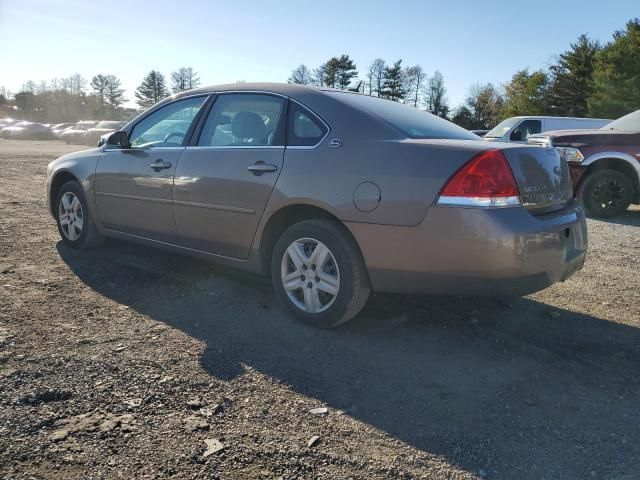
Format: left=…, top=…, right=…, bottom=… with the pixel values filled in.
left=130, top=96, right=206, bottom=148
left=510, top=119, right=541, bottom=141
left=197, top=94, right=285, bottom=147
left=288, top=103, right=328, bottom=146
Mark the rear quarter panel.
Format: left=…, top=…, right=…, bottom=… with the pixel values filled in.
left=267, top=138, right=490, bottom=227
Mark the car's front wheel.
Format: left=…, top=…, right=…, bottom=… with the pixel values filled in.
left=271, top=219, right=370, bottom=328
left=577, top=169, right=633, bottom=218
left=55, top=181, right=104, bottom=249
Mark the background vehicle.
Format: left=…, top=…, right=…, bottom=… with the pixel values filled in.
left=0, top=121, right=54, bottom=140
left=46, top=83, right=587, bottom=328
left=0, top=118, right=16, bottom=129
left=484, top=116, right=611, bottom=143
left=59, top=121, right=98, bottom=144
left=84, top=121, right=122, bottom=146
left=51, top=123, right=75, bottom=137
left=528, top=109, right=640, bottom=217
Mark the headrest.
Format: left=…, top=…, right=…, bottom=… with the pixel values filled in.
left=231, top=112, right=266, bottom=141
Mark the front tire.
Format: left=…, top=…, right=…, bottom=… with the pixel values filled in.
left=577, top=169, right=633, bottom=218
left=271, top=219, right=370, bottom=328
left=55, top=181, right=104, bottom=249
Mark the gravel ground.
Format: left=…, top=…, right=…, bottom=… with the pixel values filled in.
left=0, top=139, right=638, bottom=480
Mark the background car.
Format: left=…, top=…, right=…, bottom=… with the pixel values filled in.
left=528, top=109, right=640, bottom=217
left=0, top=118, right=16, bottom=129
left=0, top=121, right=54, bottom=140
left=484, top=116, right=611, bottom=143
left=84, top=121, right=122, bottom=146
left=46, top=83, right=587, bottom=328
left=59, top=121, right=98, bottom=144
left=51, top=123, right=75, bottom=137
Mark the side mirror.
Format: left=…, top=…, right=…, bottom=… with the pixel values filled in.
left=510, top=130, right=523, bottom=141
left=106, top=130, right=131, bottom=148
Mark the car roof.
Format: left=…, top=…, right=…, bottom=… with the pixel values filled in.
left=174, top=82, right=351, bottom=100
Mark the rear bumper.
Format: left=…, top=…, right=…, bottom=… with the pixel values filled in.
left=345, top=200, right=588, bottom=296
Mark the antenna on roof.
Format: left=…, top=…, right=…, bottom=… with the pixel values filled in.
left=348, top=81, right=363, bottom=93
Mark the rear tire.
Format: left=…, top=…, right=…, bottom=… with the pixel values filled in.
left=271, top=219, right=370, bottom=328
left=577, top=169, right=633, bottom=218
left=55, top=181, right=104, bottom=249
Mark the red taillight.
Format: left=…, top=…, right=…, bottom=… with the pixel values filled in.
left=438, top=149, right=521, bottom=207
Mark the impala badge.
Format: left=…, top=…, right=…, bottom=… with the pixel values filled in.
left=329, top=138, right=343, bottom=148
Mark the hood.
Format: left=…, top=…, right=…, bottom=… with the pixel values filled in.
left=530, top=129, right=640, bottom=148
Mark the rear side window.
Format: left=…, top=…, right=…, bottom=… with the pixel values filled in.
left=288, top=103, right=328, bottom=146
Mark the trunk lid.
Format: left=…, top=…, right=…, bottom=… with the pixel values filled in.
left=500, top=144, right=573, bottom=214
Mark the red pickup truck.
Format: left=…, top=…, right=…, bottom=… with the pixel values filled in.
left=528, top=110, right=640, bottom=217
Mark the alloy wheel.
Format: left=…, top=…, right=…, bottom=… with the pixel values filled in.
left=280, top=237, right=340, bottom=313
left=58, top=191, right=84, bottom=241
left=591, top=178, right=626, bottom=211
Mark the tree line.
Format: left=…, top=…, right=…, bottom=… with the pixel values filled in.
left=2, top=18, right=638, bottom=128
left=288, top=57, right=450, bottom=118
left=0, top=67, right=201, bottom=123
left=288, top=18, right=640, bottom=129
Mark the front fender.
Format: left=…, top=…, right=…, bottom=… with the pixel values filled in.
left=47, top=148, right=101, bottom=220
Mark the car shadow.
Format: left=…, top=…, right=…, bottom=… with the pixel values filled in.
left=594, top=208, right=640, bottom=227
left=56, top=240, right=640, bottom=479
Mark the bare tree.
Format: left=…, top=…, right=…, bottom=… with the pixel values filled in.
left=288, top=64, right=313, bottom=85
left=170, top=67, right=201, bottom=93
left=67, top=74, right=87, bottom=96
left=403, top=65, right=427, bottom=107
left=424, top=70, right=449, bottom=118
left=368, top=58, right=386, bottom=96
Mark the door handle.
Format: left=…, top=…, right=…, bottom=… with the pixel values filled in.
left=247, top=161, right=278, bottom=176
left=149, top=159, right=172, bottom=171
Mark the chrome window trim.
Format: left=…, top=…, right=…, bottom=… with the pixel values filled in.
left=103, top=146, right=186, bottom=152
left=185, top=145, right=284, bottom=150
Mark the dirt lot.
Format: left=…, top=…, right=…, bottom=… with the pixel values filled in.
left=0, top=139, right=638, bottom=480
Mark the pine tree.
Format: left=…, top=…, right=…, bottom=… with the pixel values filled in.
left=548, top=34, right=600, bottom=116
left=380, top=60, right=406, bottom=101
left=589, top=19, right=640, bottom=118
left=135, top=70, right=169, bottom=108
left=335, top=55, right=358, bottom=89
left=105, top=75, right=125, bottom=112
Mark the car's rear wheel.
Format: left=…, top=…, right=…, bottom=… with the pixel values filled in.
left=271, top=219, right=370, bottom=328
left=55, top=181, right=104, bottom=249
left=577, top=169, right=633, bottom=218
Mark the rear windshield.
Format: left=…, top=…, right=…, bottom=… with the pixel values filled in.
left=328, top=92, right=477, bottom=140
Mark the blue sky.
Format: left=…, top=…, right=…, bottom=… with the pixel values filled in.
left=0, top=0, right=637, bottom=108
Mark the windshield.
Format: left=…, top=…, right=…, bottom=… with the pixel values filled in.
left=485, top=117, right=520, bottom=138
left=328, top=92, right=477, bottom=140
left=603, top=110, right=640, bottom=132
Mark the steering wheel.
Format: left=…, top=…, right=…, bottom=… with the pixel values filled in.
left=162, top=131, right=185, bottom=146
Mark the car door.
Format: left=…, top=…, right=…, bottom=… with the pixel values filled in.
left=173, top=93, right=287, bottom=258
left=94, top=95, right=208, bottom=243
